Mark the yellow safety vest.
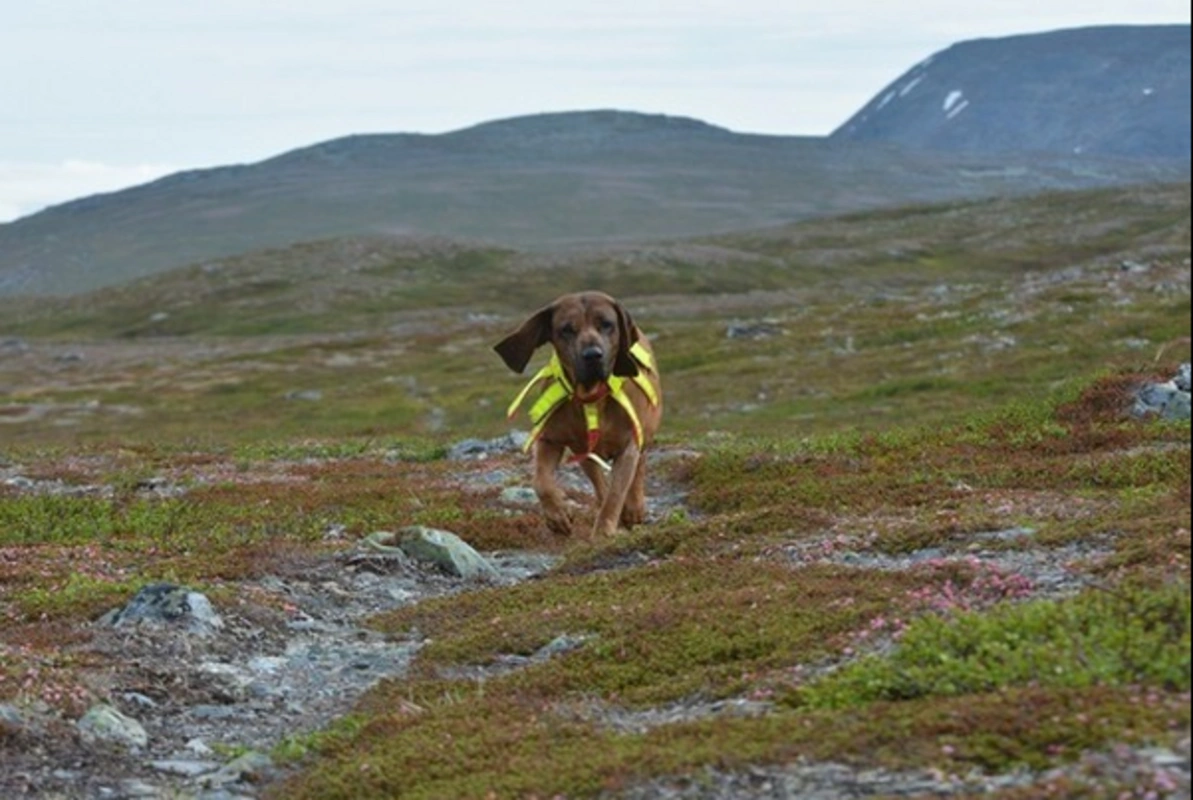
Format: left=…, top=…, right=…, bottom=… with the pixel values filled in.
left=507, top=342, right=658, bottom=464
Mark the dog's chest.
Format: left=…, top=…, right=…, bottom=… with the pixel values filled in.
left=540, top=398, right=635, bottom=456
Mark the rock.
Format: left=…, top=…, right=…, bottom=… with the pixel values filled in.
left=536, top=634, right=589, bottom=660
left=499, top=486, right=539, bottom=506
left=1133, top=369, right=1192, bottom=421
left=726, top=321, right=782, bottom=340
left=447, top=431, right=530, bottom=460
left=151, top=759, right=221, bottom=777
left=118, top=779, right=162, bottom=798
left=487, top=551, right=562, bottom=580
left=77, top=704, right=149, bottom=749
left=395, top=526, right=500, bottom=580
left=187, top=738, right=216, bottom=757
left=132, top=476, right=186, bottom=498
left=1176, top=362, right=1192, bottom=393
left=204, top=750, right=275, bottom=788
left=120, top=692, right=159, bottom=710
left=99, top=583, right=224, bottom=635
left=972, top=526, right=1036, bottom=542
left=1141, top=746, right=1189, bottom=768
left=285, top=389, right=323, bottom=402
left=188, top=704, right=247, bottom=721
left=0, top=702, right=24, bottom=731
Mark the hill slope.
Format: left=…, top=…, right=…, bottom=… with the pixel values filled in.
left=0, top=110, right=1184, bottom=297
left=832, top=25, right=1192, bottom=159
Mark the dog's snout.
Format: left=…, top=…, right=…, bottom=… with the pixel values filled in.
left=582, top=346, right=605, bottom=362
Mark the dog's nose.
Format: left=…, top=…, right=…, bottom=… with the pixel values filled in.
left=582, top=346, right=605, bottom=362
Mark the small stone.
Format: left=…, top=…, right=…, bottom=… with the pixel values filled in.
left=118, top=779, right=162, bottom=798
left=187, top=738, right=216, bottom=757
left=446, top=431, right=529, bottom=460
left=121, top=692, right=159, bottom=709
left=285, top=389, right=323, bottom=402
left=973, top=527, right=1036, bottom=542
left=726, top=321, right=782, bottom=340
left=0, top=702, right=24, bottom=729
left=535, top=634, right=589, bottom=660
left=151, top=759, right=221, bottom=777
left=500, top=486, right=538, bottom=506
left=188, top=704, right=245, bottom=721
left=1141, top=747, right=1189, bottom=768
left=247, top=656, right=287, bottom=675
left=204, top=751, right=275, bottom=788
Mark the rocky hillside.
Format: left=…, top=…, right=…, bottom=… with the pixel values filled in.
left=0, top=110, right=1184, bottom=297
left=832, top=25, right=1192, bottom=160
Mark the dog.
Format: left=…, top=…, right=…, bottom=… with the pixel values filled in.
left=495, top=291, right=663, bottom=538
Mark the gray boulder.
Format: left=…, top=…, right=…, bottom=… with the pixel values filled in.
left=1133, top=364, right=1192, bottom=421
left=395, top=526, right=500, bottom=580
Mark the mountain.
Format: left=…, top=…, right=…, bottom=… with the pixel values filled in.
left=1, top=110, right=1183, bottom=297
left=832, top=25, right=1191, bottom=159
left=4, top=22, right=1193, bottom=299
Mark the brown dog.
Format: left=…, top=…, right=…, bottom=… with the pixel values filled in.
left=495, top=292, right=663, bottom=537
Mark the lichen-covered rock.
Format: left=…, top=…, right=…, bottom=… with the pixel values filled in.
left=395, top=526, right=500, bottom=580
left=77, top=704, right=148, bottom=749
left=1133, top=365, right=1192, bottom=421
left=98, top=583, right=223, bottom=635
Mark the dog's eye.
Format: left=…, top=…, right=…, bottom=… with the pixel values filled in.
left=599, top=319, right=615, bottom=333
left=559, top=324, right=577, bottom=339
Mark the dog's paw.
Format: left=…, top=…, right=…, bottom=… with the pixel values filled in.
left=544, top=509, right=574, bottom=537
left=620, top=503, right=647, bottom=528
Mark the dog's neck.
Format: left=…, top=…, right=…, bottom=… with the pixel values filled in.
left=572, top=382, right=609, bottom=403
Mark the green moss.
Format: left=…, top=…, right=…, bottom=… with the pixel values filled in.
left=369, top=561, right=924, bottom=707
left=798, top=583, right=1191, bottom=709
left=11, top=573, right=146, bottom=621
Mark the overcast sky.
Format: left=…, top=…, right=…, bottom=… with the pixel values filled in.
left=2, top=1, right=1189, bottom=223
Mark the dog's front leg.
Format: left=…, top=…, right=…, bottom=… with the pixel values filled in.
left=533, top=440, right=573, bottom=536
left=593, top=441, right=640, bottom=537
left=579, top=458, right=609, bottom=506
left=620, top=454, right=648, bottom=528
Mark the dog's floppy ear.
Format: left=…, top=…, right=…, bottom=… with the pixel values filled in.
left=494, top=305, right=554, bottom=374
left=612, top=302, right=641, bottom=378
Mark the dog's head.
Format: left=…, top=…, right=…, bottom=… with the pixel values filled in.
left=494, top=292, right=639, bottom=395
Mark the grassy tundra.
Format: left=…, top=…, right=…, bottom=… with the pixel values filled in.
left=1, top=183, right=1189, bottom=798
